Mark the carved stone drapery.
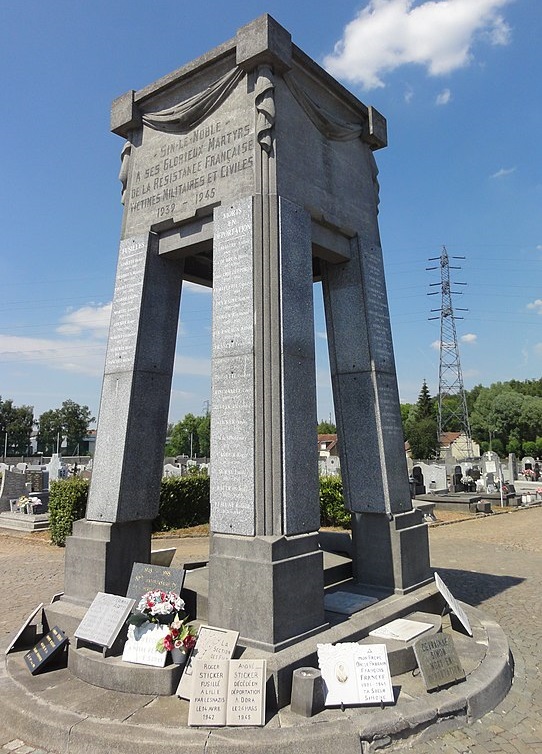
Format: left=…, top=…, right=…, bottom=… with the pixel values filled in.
left=255, top=66, right=275, bottom=153
left=141, top=67, right=245, bottom=133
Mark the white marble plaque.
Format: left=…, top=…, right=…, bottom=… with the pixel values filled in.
left=226, top=659, right=266, bottom=726
left=317, top=643, right=394, bottom=707
left=188, top=659, right=229, bottom=727
left=177, top=625, right=239, bottom=699
left=369, top=618, right=434, bottom=642
left=434, top=572, right=472, bottom=636
left=121, top=622, right=169, bottom=667
left=74, top=593, right=135, bottom=649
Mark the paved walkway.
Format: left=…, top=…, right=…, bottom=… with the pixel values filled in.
left=1, top=507, right=541, bottom=753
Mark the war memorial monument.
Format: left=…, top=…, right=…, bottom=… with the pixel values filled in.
left=2, top=16, right=512, bottom=753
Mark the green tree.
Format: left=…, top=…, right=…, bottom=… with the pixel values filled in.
left=0, top=397, right=34, bottom=455
left=38, top=400, right=94, bottom=455
left=167, top=413, right=202, bottom=457
left=408, top=417, right=439, bottom=460
left=317, top=420, right=337, bottom=434
left=405, top=381, right=438, bottom=458
left=415, top=380, right=434, bottom=419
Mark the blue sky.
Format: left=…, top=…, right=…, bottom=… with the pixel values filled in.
left=1, top=0, right=540, bottom=426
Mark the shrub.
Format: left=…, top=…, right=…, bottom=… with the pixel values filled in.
left=49, top=477, right=89, bottom=546
left=153, top=475, right=210, bottom=532
left=319, top=476, right=350, bottom=529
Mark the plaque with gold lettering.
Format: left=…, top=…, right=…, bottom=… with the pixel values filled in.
left=24, top=627, right=68, bottom=675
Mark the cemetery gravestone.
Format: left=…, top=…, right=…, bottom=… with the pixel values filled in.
left=52, top=13, right=431, bottom=654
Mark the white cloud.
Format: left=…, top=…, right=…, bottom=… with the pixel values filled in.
left=431, top=339, right=441, bottom=351
left=404, top=85, right=414, bottom=103
left=527, top=299, right=542, bottom=314
left=56, top=303, right=112, bottom=338
left=490, top=166, right=516, bottom=179
left=436, top=88, right=452, bottom=105
left=461, top=333, right=477, bottom=343
left=534, top=343, right=542, bottom=355
left=0, top=333, right=106, bottom=376
left=324, top=0, right=512, bottom=90
left=537, top=245, right=542, bottom=251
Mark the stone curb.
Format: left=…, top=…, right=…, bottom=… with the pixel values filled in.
left=0, top=601, right=512, bottom=754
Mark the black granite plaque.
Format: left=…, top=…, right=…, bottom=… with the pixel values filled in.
left=126, top=563, right=186, bottom=602
left=414, top=633, right=465, bottom=691
left=24, top=626, right=68, bottom=675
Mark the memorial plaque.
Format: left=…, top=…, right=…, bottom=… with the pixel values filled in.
left=177, top=625, right=239, bottom=699
left=126, top=563, right=186, bottom=602
left=414, top=633, right=465, bottom=691
left=434, top=572, right=472, bottom=636
left=188, top=659, right=229, bottom=727
left=324, top=591, right=378, bottom=615
left=24, top=626, right=68, bottom=675
left=74, top=592, right=135, bottom=649
left=369, top=618, right=434, bottom=642
left=188, top=658, right=267, bottom=727
left=226, top=659, right=267, bottom=726
left=317, top=643, right=394, bottom=707
left=5, top=604, right=43, bottom=655
left=122, top=622, right=169, bottom=667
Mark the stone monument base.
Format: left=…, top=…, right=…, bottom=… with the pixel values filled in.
left=47, top=518, right=152, bottom=637
left=208, top=532, right=327, bottom=653
left=351, top=509, right=433, bottom=594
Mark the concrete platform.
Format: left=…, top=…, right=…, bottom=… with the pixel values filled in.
left=0, top=511, right=49, bottom=531
left=1, top=596, right=512, bottom=754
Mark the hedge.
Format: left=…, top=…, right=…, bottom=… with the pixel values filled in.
left=153, top=476, right=210, bottom=532
left=48, top=472, right=349, bottom=546
left=49, top=477, right=90, bottom=546
left=319, top=475, right=351, bottom=528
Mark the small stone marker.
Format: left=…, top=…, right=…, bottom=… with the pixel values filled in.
left=126, top=563, right=185, bottom=601
left=369, top=618, right=434, bottom=642
left=317, top=643, right=394, bottom=707
left=188, top=659, right=229, bottom=727
left=24, top=626, right=68, bottom=675
left=177, top=625, right=239, bottom=699
left=122, top=622, right=170, bottom=667
left=414, top=633, right=465, bottom=691
left=5, top=603, right=43, bottom=655
left=434, top=572, right=472, bottom=636
left=290, top=667, right=325, bottom=717
left=74, top=592, right=135, bottom=649
left=324, top=591, right=378, bottom=615
left=188, top=658, right=267, bottom=727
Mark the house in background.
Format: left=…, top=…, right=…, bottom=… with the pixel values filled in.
left=318, top=434, right=340, bottom=475
left=439, top=432, right=480, bottom=461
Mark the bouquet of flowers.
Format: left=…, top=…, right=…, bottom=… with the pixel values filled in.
left=156, top=612, right=198, bottom=654
left=127, top=590, right=185, bottom=627
left=17, top=495, right=42, bottom=513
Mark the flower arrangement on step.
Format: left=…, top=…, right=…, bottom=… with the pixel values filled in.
left=127, top=589, right=185, bottom=627
left=156, top=612, right=198, bottom=658
left=17, top=495, right=42, bottom=514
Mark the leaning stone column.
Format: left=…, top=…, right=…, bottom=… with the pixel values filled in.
left=56, top=232, right=184, bottom=615
left=208, top=195, right=326, bottom=652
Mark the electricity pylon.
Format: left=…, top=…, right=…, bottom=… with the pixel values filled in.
left=427, top=246, right=474, bottom=459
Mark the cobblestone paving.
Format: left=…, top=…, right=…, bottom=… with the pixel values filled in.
left=1, top=507, right=541, bottom=753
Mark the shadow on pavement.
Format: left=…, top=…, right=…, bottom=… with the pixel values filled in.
left=433, top=567, right=524, bottom=607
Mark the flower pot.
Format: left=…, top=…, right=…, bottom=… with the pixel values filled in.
left=170, top=647, right=188, bottom=666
